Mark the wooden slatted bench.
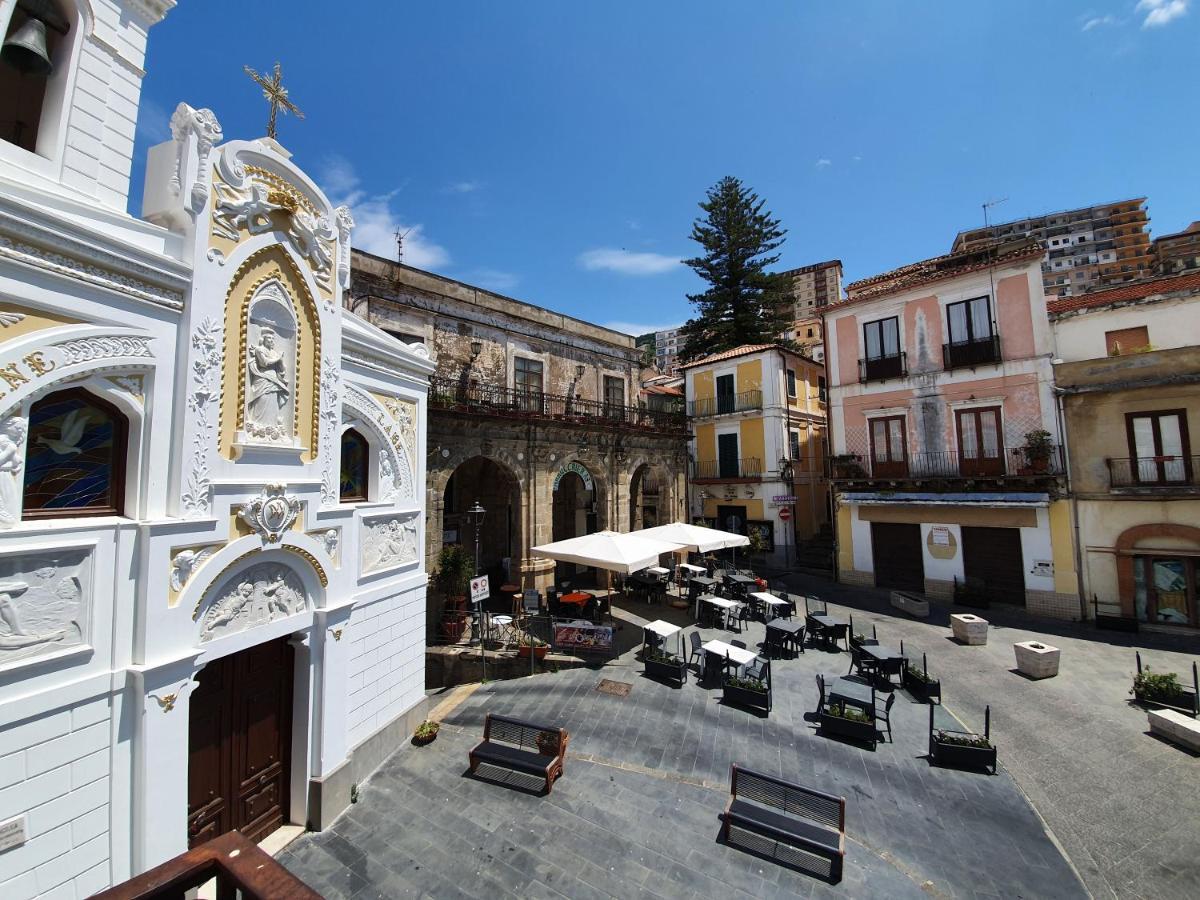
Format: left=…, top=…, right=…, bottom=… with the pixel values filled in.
left=468, top=713, right=569, bottom=794
left=721, top=765, right=845, bottom=883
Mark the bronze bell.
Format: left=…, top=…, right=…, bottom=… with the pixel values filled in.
left=2, top=18, right=53, bottom=77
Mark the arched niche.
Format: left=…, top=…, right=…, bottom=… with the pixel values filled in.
left=194, top=555, right=314, bottom=644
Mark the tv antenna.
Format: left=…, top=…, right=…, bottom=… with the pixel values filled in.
left=981, top=197, right=1008, bottom=304
left=982, top=197, right=1008, bottom=232
left=394, top=227, right=413, bottom=264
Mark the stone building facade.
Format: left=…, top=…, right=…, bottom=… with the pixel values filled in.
left=348, top=252, right=688, bottom=621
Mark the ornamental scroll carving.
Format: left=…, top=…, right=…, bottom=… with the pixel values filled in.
left=341, top=385, right=411, bottom=502
left=182, top=317, right=222, bottom=516
left=199, top=562, right=307, bottom=642
left=238, top=483, right=301, bottom=543
left=169, top=103, right=223, bottom=215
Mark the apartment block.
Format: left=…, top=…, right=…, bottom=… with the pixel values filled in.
left=952, top=199, right=1151, bottom=297
left=1152, top=221, right=1200, bottom=276
left=655, top=326, right=683, bottom=374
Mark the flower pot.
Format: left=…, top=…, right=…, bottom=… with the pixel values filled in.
left=1013, top=641, right=1060, bottom=679
left=820, top=710, right=877, bottom=746
left=723, top=681, right=771, bottom=714
left=441, top=615, right=467, bottom=643
left=930, top=733, right=996, bottom=773
left=412, top=730, right=438, bottom=746
left=517, top=645, right=548, bottom=660
left=951, top=613, right=988, bottom=645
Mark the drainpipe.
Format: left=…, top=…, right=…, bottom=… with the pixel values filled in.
left=1055, top=386, right=1088, bottom=621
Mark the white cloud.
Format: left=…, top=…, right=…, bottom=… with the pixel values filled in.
left=815, top=158, right=832, bottom=168
left=319, top=155, right=449, bottom=269
left=444, top=180, right=481, bottom=194
left=1137, top=0, right=1189, bottom=27
left=852, top=154, right=863, bottom=162
left=1081, top=14, right=1118, bottom=30
left=577, top=247, right=681, bottom=276
left=602, top=321, right=684, bottom=336
left=136, top=98, right=171, bottom=144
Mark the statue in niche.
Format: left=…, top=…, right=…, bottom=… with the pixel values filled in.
left=242, top=282, right=298, bottom=443
left=0, top=417, right=26, bottom=527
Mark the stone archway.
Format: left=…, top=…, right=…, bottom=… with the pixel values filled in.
left=441, top=455, right=523, bottom=592
left=629, top=462, right=670, bottom=531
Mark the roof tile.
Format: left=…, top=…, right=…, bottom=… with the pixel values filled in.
left=1046, top=271, right=1200, bottom=315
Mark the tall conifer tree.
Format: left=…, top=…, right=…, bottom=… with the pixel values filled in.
left=677, top=177, right=792, bottom=362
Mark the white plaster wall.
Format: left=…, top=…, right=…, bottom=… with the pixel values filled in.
left=850, top=507, right=873, bottom=574
left=1020, top=508, right=1057, bottom=593
left=1053, top=294, right=1200, bottom=362
left=919, top=522, right=962, bottom=584
left=345, top=582, right=426, bottom=749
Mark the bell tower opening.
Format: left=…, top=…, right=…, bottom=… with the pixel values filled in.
left=0, top=1, right=70, bottom=154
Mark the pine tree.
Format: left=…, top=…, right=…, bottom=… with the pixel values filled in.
left=677, top=177, right=792, bottom=362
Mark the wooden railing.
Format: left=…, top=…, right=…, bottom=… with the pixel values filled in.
left=92, top=831, right=321, bottom=900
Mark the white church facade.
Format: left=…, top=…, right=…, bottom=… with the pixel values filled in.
left=0, top=1, right=431, bottom=896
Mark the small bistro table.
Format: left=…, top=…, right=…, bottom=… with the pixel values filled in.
left=700, top=595, right=740, bottom=629
left=643, top=619, right=686, bottom=685
left=828, top=675, right=876, bottom=714
left=807, top=613, right=849, bottom=651
left=765, top=617, right=804, bottom=658
left=859, top=642, right=906, bottom=685
left=701, top=639, right=759, bottom=684
left=751, top=591, right=791, bottom=620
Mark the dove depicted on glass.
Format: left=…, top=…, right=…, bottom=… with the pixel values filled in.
left=23, top=389, right=124, bottom=515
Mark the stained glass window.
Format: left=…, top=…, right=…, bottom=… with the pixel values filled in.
left=23, top=389, right=127, bottom=518
left=340, top=428, right=369, bottom=502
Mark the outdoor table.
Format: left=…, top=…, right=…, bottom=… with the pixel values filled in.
left=861, top=643, right=906, bottom=685
left=807, top=613, right=848, bottom=650
left=700, top=594, right=739, bottom=629
left=643, top=618, right=681, bottom=651
left=678, top=563, right=705, bottom=574
left=726, top=573, right=756, bottom=585
left=828, top=675, right=875, bottom=715
left=751, top=591, right=791, bottom=620
left=559, top=591, right=593, bottom=608
left=489, top=614, right=514, bottom=645
left=701, top=638, right=758, bottom=683
left=765, top=618, right=804, bottom=658
left=646, top=566, right=670, bottom=578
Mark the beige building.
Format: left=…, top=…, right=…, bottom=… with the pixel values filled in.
left=953, top=198, right=1152, bottom=297
left=1050, top=271, right=1200, bottom=628
left=1152, top=221, right=1200, bottom=276
left=783, top=259, right=843, bottom=318
left=348, top=250, right=688, bottom=618
left=683, top=344, right=829, bottom=567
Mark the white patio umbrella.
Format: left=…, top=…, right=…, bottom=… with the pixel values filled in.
left=636, top=522, right=750, bottom=553
left=530, top=530, right=686, bottom=575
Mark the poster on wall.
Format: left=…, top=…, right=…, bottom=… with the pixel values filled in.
left=746, top=520, right=776, bottom=552
left=553, top=621, right=613, bottom=654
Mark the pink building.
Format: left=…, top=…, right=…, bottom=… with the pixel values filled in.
left=824, top=237, right=1080, bottom=619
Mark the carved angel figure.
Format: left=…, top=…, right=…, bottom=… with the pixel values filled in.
left=246, top=329, right=290, bottom=428
left=0, top=417, right=27, bottom=527
left=288, top=210, right=334, bottom=273
left=170, top=548, right=213, bottom=593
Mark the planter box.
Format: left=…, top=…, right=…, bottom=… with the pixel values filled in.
left=1014, top=641, right=1060, bottom=679
left=891, top=591, right=930, bottom=618
left=723, top=682, right=771, bottom=714
left=950, top=613, right=988, bottom=645
left=645, top=656, right=687, bottom=686
left=1134, top=687, right=1199, bottom=717
left=930, top=734, right=996, bottom=773
left=517, top=645, right=549, bottom=660
left=1148, top=709, right=1200, bottom=752
left=902, top=668, right=941, bottom=704
left=819, top=711, right=876, bottom=746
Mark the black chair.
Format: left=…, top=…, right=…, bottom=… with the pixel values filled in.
left=849, top=645, right=879, bottom=681
left=875, top=693, right=896, bottom=742
left=745, top=655, right=769, bottom=682
left=731, top=640, right=748, bottom=650
left=813, top=673, right=827, bottom=715
left=737, top=602, right=753, bottom=633
left=688, top=631, right=705, bottom=670
left=828, top=622, right=849, bottom=652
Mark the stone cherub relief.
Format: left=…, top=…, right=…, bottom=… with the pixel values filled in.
left=0, top=416, right=27, bottom=528
left=242, top=282, right=297, bottom=444
left=0, top=552, right=88, bottom=664
left=361, top=514, right=419, bottom=574
left=199, top=563, right=306, bottom=642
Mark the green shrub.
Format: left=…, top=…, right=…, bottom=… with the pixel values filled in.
left=1131, top=666, right=1184, bottom=703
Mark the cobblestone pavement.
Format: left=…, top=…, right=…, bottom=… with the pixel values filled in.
left=774, top=572, right=1200, bottom=900
left=281, top=595, right=1087, bottom=899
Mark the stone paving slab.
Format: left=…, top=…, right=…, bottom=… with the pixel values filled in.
left=281, top=605, right=1086, bottom=899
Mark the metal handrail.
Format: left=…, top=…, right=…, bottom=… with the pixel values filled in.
left=829, top=446, right=1065, bottom=480
left=688, top=390, right=763, bottom=418
left=1106, top=456, right=1198, bottom=488
left=693, top=457, right=763, bottom=480
left=858, top=351, right=907, bottom=383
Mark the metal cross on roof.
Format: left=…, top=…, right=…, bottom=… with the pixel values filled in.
left=243, top=61, right=304, bottom=140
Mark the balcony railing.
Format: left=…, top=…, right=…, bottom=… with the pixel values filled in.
left=429, top=376, right=686, bottom=433
left=830, top=446, right=1064, bottom=482
left=1106, top=456, right=1199, bottom=490
left=858, top=351, right=907, bottom=383
left=689, top=390, right=763, bottom=418
left=943, top=335, right=1002, bottom=370
left=693, top=457, right=763, bottom=481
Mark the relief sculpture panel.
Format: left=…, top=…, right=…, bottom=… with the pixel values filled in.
left=0, top=547, right=91, bottom=666
left=199, top=562, right=307, bottom=642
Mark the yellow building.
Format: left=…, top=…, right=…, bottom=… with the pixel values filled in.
left=682, top=344, right=828, bottom=566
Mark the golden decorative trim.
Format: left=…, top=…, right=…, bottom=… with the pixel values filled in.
left=222, top=247, right=322, bottom=458
left=284, top=545, right=329, bottom=586
left=245, top=165, right=318, bottom=218
left=153, top=693, right=177, bottom=713
left=330, top=627, right=343, bottom=641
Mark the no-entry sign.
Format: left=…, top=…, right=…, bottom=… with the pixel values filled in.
left=778, top=508, right=791, bottom=521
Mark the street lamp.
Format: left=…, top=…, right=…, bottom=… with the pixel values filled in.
left=467, top=499, right=486, bottom=576
left=467, top=499, right=486, bottom=680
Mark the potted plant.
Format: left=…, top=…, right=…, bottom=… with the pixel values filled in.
left=434, top=544, right=475, bottom=606
left=930, top=729, right=996, bottom=772
left=722, top=673, right=771, bottom=713
left=1131, top=660, right=1200, bottom=716
left=830, top=454, right=866, bottom=479
left=411, top=720, right=440, bottom=746
left=516, top=632, right=549, bottom=660
left=747, top=528, right=768, bottom=566
left=902, top=659, right=942, bottom=703
left=644, top=645, right=687, bottom=686
left=819, top=704, right=876, bottom=746
left=1020, top=429, right=1054, bottom=474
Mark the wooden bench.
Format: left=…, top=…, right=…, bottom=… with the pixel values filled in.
left=468, top=713, right=569, bottom=794
left=721, top=765, right=845, bottom=883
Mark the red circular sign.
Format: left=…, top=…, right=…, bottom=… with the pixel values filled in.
left=778, top=508, right=791, bottom=520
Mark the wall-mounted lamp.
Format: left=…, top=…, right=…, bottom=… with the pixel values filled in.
left=470, top=340, right=483, bottom=359
left=575, top=364, right=585, bottom=379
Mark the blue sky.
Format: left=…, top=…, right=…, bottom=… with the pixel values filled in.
left=131, top=1, right=1197, bottom=336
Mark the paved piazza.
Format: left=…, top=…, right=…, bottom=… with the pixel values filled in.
left=269, top=574, right=1200, bottom=899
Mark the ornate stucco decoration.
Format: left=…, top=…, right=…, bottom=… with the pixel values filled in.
left=238, top=483, right=301, bottom=543
left=181, top=317, right=223, bottom=516
left=0, top=312, right=26, bottom=328
left=318, top=356, right=340, bottom=508
left=199, top=562, right=307, bottom=643
left=107, top=375, right=145, bottom=405
left=169, top=546, right=218, bottom=594
left=240, top=280, right=299, bottom=447
left=0, top=416, right=26, bottom=528
left=342, top=385, right=409, bottom=501
left=334, top=206, right=355, bottom=291
left=360, top=512, right=420, bottom=575
left=169, top=103, right=223, bottom=215
left=0, top=548, right=90, bottom=666
left=211, top=149, right=337, bottom=294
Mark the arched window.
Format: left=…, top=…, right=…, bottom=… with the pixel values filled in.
left=23, top=388, right=128, bottom=518
left=339, top=428, right=369, bottom=502
left=0, top=2, right=70, bottom=153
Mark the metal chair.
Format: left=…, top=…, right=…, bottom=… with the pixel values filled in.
left=731, top=640, right=748, bottom=650
left=813, top=673, right=827, bottom=715
left=849, top=645, right=879, bottom=681
left=687, top=631, right=705, bottom=670
left=875, top=693, right=896, bottom=742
